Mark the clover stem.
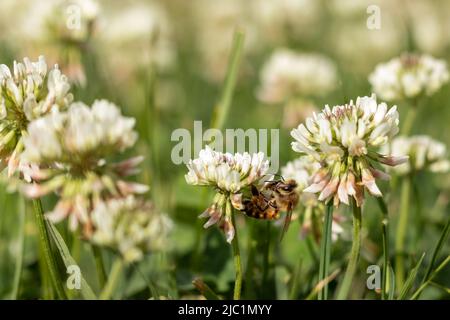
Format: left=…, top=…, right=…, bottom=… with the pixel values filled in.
left=337, top=198, right=362, bottom=299
left=228, top=200, right=242, bottom=300
left=318, top=204, right=333, bottom=300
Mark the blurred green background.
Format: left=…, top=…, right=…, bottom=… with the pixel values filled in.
left=0, top=0, right=449, bottom=299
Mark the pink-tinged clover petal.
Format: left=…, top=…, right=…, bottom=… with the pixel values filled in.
left=379, top=155, right=409, bottom=166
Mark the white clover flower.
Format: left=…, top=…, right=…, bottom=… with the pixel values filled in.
left=186, top=146, right=270, bottom=243
left=281, top=156, right=320, bottom=192
left=369, top=53, right=449, bottom=101
left=291, top=94, right=407, bottom=207
left=383, top=135, right=450, bottom=175
left=281, top=156, right=344, bottom=241
left=257, top=49, right=337, bottom=104
left=101, top=1, right=176, bottom=75
left=185, top=146, right=269, bottom=194
left=22, top=100, right=137, bottom=164
left=19, top=100, right=146, bottom=232
left=0, top=56, right=72, bottom=176
left=16, top=0, right=99, bottom=44
left=90, top=196, right=173, bottom=263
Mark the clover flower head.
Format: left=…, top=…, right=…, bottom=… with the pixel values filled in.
left=383, top=135, right=450, bottom=175
left=257, top=49, right=337, bottom=103
left=186, top=146, right=270, bottom=243
left=20, top=100, right=145, bottom=232
left=282, top=156, right=321, bottom=191
left=185, top=146, right=269, bottom=194
left=291, top=94, right=407, bottom=207
left=281, top=156, right=321, bottom=208
left=90, top=196, right=173, bottom=263
left=369, top=53, right=449, bottom=101
left=0, top=55, right=72, bottom=176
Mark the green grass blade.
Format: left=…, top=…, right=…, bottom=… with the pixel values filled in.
left=46, top=221, right=97, bottom=300
left=210, top=29, right=245, bottom=130
left=388, top=264, right=395, bottom=300
left=398, top=252, right=425, bottom=300
left=10, top=196, right=26, bottom=299
left=411, top=255, right=450, bottom=299
left=422, top=217, right=450, bottom=282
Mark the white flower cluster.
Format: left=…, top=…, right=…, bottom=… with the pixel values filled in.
left=22, top=100, right=137, bottom=164
left=91, top=196, right=173, bottom=263
left=0, top=53, right=167, bottom=263
left=369, top=53, right=449, bottom=101
left=384, top=135, right=449, bottom=175
left=20, top=100, right=146, bottom=230
left=258, top=49, right=337, bottom=103
left=281, top=156, right=344, bottom=242
left=16, top=0, right=100, bottom=44
left=186, top=146, right=269, bottom=243
left=0, top=56, right=72, bottom=175
left=291, top=94, right=407, bottom=206
left=281, top=156, right=320, bottom=192
left=185, top=146, right=270, bottom=194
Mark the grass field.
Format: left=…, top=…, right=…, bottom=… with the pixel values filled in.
left=0, top=0, right=449, bottom=300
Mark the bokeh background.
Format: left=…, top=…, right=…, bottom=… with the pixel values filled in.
left=0, top=0, right=449, bottom=299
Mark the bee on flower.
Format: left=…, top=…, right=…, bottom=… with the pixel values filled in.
left=90, top=195, right=173, bottom=263
left=0, top=56, right=72, bottom=176
left=291, top=94, right=407, bottom=207
left=369, top=53, right=449, bottom=102
left=383, top=135, right=450, bottom=175
left=185, top=146, right=270, bottom=243
left=19, top=99, right=147, bottom=235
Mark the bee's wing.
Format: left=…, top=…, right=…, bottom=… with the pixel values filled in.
left=279, top=203, right=293, bottom=241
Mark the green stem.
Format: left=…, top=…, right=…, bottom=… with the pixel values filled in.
left=32, top=199, right=67, bottom=299
left=133, top=263, right=159, bottom=299
left=244, top=222, right=256, bottom=299
left=262, top=221, right=271, bottom=291
left=92, top=245, right=107, bottom=289
left=376, top=197, right=389, bottom=300
left=10, top=196, right=26, bottom=299
left=337, top=198, right=362, bottom=300
left=228, top=200, right=242, bottom=300
left=289, top=257, right=303, bottom=299
left=401, top=104, right=417, bottom=135
left=100, top=259, right=124, bottom=300
left=318, top=204, right=333, bottom=300
left=396, top=177, right=411, bottom=292
left=211, top=29, right=245, bottom=130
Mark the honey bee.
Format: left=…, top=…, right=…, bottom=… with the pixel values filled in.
left=264, top=178, right=299, bottom=238
left=231, top=177, right=299, bottom=239
left=232, top=185, right=280, bottom=220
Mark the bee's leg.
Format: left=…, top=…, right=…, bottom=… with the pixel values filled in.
left=250, top=185, right=260, bottom=196
left=268, top=199, right=278, bottom=208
